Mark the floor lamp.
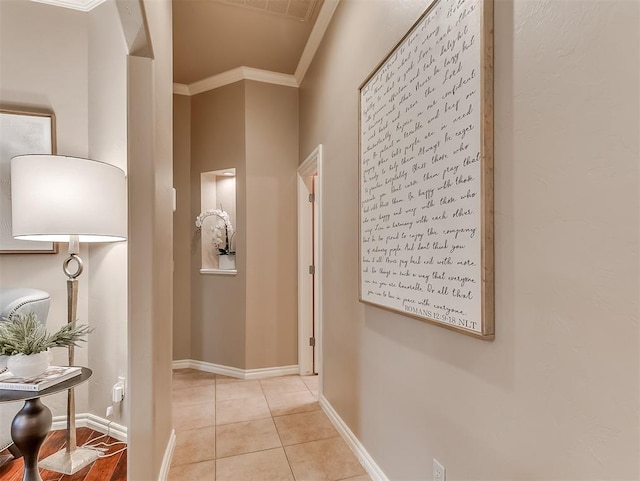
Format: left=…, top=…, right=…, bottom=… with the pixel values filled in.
left=10, top=155, right=126, bottom=474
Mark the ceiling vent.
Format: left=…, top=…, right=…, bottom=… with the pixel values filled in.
left=215, top=0, right=320, bottom=22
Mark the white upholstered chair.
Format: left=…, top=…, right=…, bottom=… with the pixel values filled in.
left=0, top=288, right=50, bottom=465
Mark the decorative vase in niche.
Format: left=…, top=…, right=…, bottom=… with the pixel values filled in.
left=7, top=351, right=51, bottom=378
left=219, top=254, right=236, bottom=270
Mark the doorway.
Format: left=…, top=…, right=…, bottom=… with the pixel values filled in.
left=298, top=145, right=322, bottom=381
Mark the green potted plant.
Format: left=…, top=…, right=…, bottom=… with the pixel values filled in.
left=0, top=312, right=92, bottom=378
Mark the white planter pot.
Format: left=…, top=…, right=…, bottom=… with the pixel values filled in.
left=219, top=254, right=236, bottom=270
left=7, top=351, right=51, bottom=378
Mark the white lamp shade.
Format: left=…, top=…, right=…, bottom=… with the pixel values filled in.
left=10, top=155, right=126, bottom=243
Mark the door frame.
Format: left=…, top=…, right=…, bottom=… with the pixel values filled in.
left=297, top=144, right=323, bottom=382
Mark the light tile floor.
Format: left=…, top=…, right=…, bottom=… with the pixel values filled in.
left=168, top=369, right=371, bottom=481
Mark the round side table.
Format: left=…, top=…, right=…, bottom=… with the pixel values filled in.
left=0, top=367, right=92, bottom=481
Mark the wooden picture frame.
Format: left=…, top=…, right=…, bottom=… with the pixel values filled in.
left=358, top=0, right=494, bottom=339
left=0, top=108, right=57, bottom=254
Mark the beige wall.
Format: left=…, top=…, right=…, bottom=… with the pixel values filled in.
left=189, top=82, right=247, bottom=368
left=175, top=80, right=299, bottom=370
left=127, top=0, right=174, bottom=477
left=0, top=0, right=91, bottom=416
left=87, top=0, right=129, bottom=426
left=245, top=81, right=299, bottom=369
left=300, top=0, right=639, bottom=479
left=173, top=94, right=192, bottom=360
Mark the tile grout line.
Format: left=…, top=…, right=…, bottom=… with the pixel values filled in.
left=262, top=375, right=338, bottom=481
left=259, top=376, right=298, bottom=481
left=171, top=372, right=353, bottom=481
left=214, top=373, right=219, bottom=465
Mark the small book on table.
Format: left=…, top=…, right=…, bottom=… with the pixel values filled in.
left=0, top=366, right=81, bottom=391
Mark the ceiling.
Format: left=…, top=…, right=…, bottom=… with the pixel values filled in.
left=27, top=0, right=329, bottom=87
left=172, top=0, right=324, bottom=85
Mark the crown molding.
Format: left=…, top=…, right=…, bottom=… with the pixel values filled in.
left=29, top=0, right=108, bottom=12
left=189, top=66, right=246, bottom=95
left=174, top=67, right=298, bottom=96
left=173, top=83, right=190, bottom=96
left=294, top=0, right=340, bottom=85
left=189, top=66, right=297, bottom=95
left=241, top=66, right=298, bottom=88
left=173, top=0, right=340, bottom=96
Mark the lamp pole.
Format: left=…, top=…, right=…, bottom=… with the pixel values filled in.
left=64, top=236, right=83, bottom=456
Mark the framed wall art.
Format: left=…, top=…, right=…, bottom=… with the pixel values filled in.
left=0, top=108, right=57, bottom=253
left=359, top=0, right=494, bottom=339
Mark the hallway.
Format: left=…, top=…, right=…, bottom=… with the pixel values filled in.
left=168, top=369, right=370, bottom=481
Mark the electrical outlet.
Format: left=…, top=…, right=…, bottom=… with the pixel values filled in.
left=433, top=459, right=446, bottom=481
left=106, top=406, right=114, bottom=417
left=112, top=376, right=126, bottom=403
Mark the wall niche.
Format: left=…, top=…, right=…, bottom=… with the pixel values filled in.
left=198, top=168, right=237, bottom=274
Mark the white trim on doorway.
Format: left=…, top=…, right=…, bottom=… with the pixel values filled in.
left=297, top=145, right=323, bottom=387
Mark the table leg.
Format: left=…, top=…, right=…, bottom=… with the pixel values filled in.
left=11, top=398, right=52, bottom=481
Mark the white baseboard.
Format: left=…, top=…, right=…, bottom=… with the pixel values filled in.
left=51, top=413, right=127, bottom=443
left=244, top=365, right=300, bottom=379
left=172, top=359, right=299, bottom=380
left=158, top=429, right=176, bottom=481
left=320, top=395, right=389, bottom=481
left=171, top=359, right=191, bottom=370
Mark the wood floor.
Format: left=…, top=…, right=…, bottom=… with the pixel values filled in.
left=0, top=427, right=126, bottom=481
